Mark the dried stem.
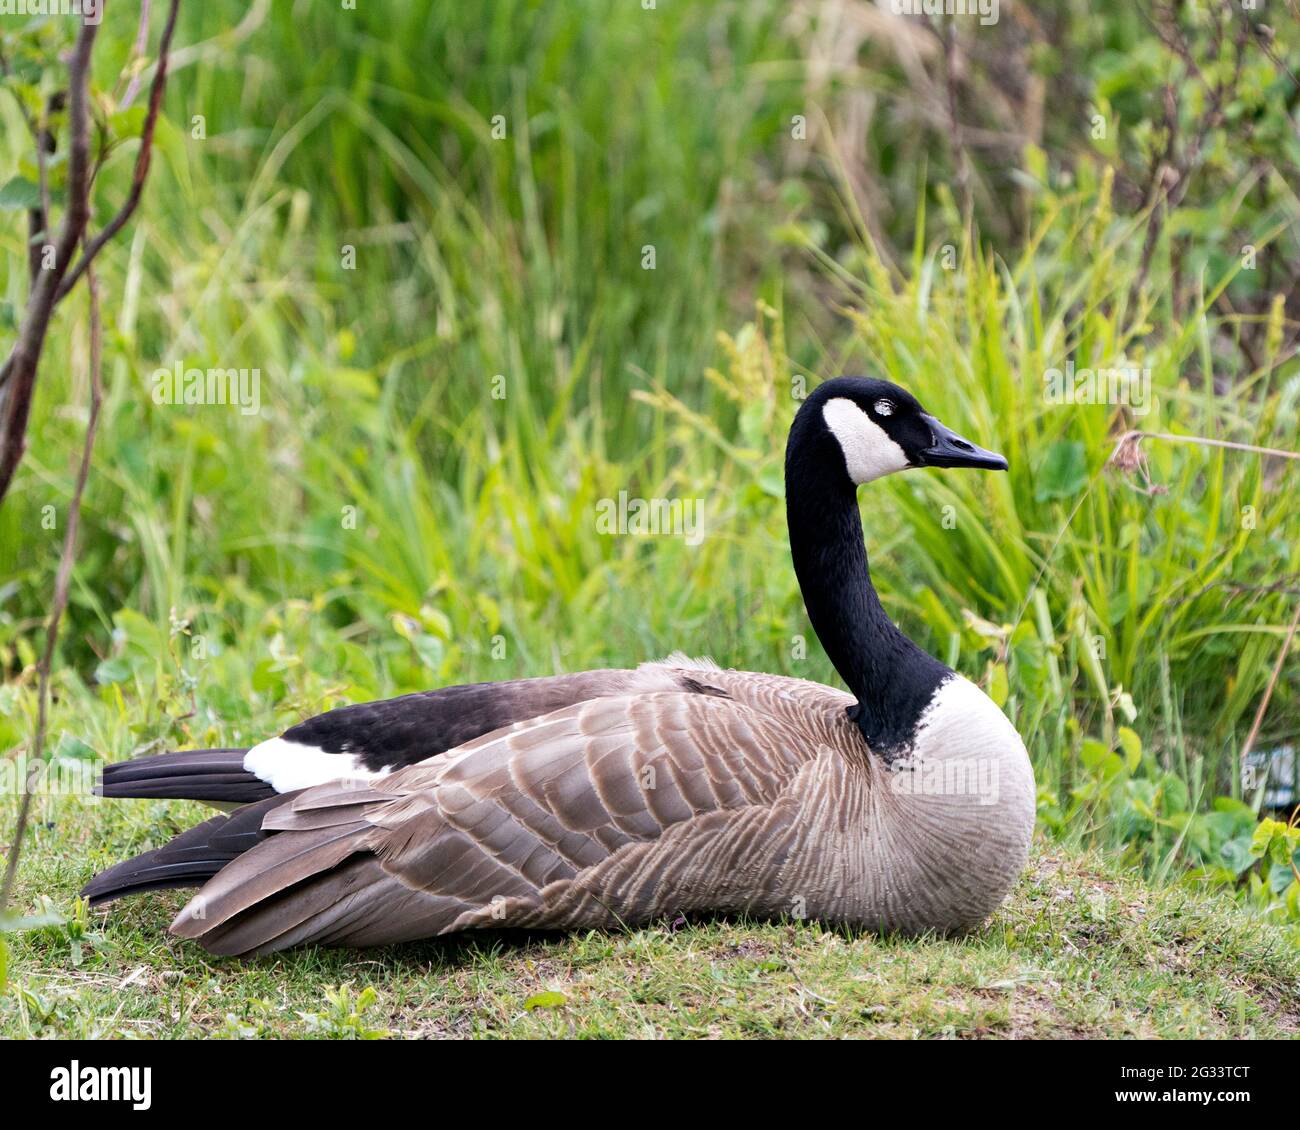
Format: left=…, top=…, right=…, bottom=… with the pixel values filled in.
left=1110, top=430, right=1300, bottom=467
left=120, top=0, right=154, bottom=110
left=57, top=0, right=181, bottom=303
left=0, top=266, right=105, bottom=919
left=1239, top=599, right=1300, bottom=778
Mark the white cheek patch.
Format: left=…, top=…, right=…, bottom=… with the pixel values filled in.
left=243, top=737, right=391, bottom=794
left=822, top=397, right=910, bottom=484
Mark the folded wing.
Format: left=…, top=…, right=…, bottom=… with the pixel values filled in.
left=171, top=691, right=822, bottom=955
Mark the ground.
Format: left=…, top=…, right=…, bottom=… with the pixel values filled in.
left=2, top=800, right=1296, bottom=1038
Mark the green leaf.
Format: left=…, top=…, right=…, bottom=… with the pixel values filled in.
left=113, top=608, right=164, bottom=656
left=1269, top=862, right=1296, bottom=896
left=418, top=605, right=453, bottom=640
left=1250, top=818, right=1288, bottom=861
left=1080, top=737, right=1111, bottom=770
left=0, top=910, right=65, bottom=931
left=1117, top=726, right=1142, bottom=773
left=1220, top=835, right=1255, bottom=876
left=1079, top=738, right=1125, bottom=786
left=251, top=658, right=287, bottom=698
left=1212, top=796, right=1257, bottom=820
left=1035, top=440, right=1087, bottom=502
left=0, top=176, right=41, bottom=211
left=986, top=661, right=1009, bottom=707
left=411, top=633, right=444, bottom=671
left=523, top=990, right=567, bottom=1011
left=94, top=657, right=132, bottom=685
left=108, top=106, right=149, bottom=141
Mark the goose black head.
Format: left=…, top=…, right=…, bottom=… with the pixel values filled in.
left=789, top=376, right=1007, bottom=488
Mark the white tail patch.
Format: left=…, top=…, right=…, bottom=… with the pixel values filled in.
left=243, top=737, right=390, bottom=794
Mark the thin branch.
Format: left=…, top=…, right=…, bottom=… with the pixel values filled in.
left=1173, top=576, right=1300, bottom=606
left=1110, top=429, right=1300, bottom=466
left=120, top=0, right=154, bottom=110
left=942, top=19, right=974, bottom=224
left=56, top=0, right=181, bottom=303
left=0, top=265, right=105, bottom=920
left=0, top=21, right=99, bottom=506
left=27, top=92, right=61, bottom=288
left=0, top=0, right=181, bottom=508
left=1239, top=599, right=1300, bottom=776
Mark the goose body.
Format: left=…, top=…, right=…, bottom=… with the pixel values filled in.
left=84, top=378, right=1035, bottom=956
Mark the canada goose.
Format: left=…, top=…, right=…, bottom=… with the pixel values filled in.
left=83, top=377, right=1035, bottom=956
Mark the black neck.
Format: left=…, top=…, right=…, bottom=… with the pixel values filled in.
left=785, top=435, right=950, bottom=759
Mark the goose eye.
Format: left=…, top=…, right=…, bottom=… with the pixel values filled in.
left=873, top=399, right=895, bottom=417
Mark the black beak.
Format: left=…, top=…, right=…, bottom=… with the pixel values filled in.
left=916, top=414, right=1008, bottom=471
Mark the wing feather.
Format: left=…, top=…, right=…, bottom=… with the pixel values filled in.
left=174, top=690, right=832, bottom=954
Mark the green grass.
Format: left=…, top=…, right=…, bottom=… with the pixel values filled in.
left=3, top=804, right=1296, bottom=1039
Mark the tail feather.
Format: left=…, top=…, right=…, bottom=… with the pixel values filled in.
left=90, top=759, right=465, bottom=956
left=98, top=748, right=272, bottom=805
left=167, top=782, right=457, bottom=956
left=184, top=858, right=458, bottom=957
left=80, top=793, right=295, bottom=905
left=169, top=820, right=371, bottom=938
left=191, top=857, right=390, bottom=957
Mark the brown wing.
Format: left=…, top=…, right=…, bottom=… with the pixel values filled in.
left=170, top=691, right=834, bottom=956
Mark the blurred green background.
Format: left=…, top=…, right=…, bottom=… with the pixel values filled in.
left=2, top=0, right=1299, bottom=922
